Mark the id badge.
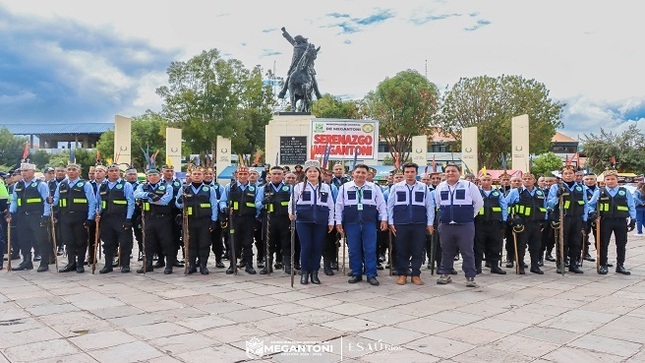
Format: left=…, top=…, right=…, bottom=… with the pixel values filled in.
left=357, top=203, right=363, bottom=211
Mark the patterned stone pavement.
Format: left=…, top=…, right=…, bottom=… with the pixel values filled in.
left=1, top=235, right=645, bottom=363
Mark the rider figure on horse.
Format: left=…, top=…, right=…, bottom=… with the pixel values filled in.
left=278, top=27, right=322, bottom=100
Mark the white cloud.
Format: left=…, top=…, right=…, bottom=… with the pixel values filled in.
left=1, top=0, right=643, bottom=136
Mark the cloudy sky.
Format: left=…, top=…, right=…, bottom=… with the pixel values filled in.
left=1, top=0, right=643, bottom=140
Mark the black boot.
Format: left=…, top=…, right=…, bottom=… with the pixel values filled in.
left=300, top=271, right=309, bottom=284
left=283, top=257, right=291, bottom=274
left=136, top=261, right=153, bottom=273
left=323, top=258, right=334, bottom=276
left=310, top=270, right=321, bottom=284
left=200, top=261, right=209, bottom=275
left=545, top=250, right=555, bottom=262
left=245, top=263, right=256, bottom=275
left=260, top=257, right=273, bottom=275
left=76, top=255, right=85, bottom=273
left=569, top=263, right=584, bottom=274
left=60, top=255, right=76, bottom=273
left=187, top=259, right=197, bottom=274
left=598, top=265, right=608, bottom=275
left=100, top=255, right=114, bottom=274
left=490, top=262, right=506, bottom=274
left=13, top=260, right=34, bottom=271
left=37, top=261, right=49, bottom=272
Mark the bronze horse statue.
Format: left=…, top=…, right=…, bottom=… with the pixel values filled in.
left=287, top=43, right=320, bottom=113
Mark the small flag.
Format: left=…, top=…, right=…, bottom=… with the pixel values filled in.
left=21, top=141, right=30, bottom=161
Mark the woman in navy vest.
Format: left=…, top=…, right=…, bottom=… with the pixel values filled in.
left=289, top=160, right=335, bottom=285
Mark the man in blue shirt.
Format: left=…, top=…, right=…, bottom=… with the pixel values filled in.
left=7, top=163, right=50, bottom=271
left=587, top=170, right=636, bottom=275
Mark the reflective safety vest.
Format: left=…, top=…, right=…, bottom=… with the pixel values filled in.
left=184, top=184, right=213, bottom=218
left=598, top=187, right=630, bottom=218
left=516, top=188, right=547, bottom=221
left=229, top=183, right=257, bottom=217
left=265, top=183, right=291, bottom=215
left=561, top=183, right=585, bottom=217
left=294, top=182, right=331, bottom=224
left=58, top=180, right=89, bottom=213
left=477, top=189, right=503, bottom=222
left=99, top=180, right=128, bottom=216
left=15, top=180, right=43, bottom=213
left=141, top=182, right=171, bottom=216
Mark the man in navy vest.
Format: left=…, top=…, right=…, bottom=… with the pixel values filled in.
left=434, top=164, right=483, bottom=287
left=96, top=164, right=135, bottom=273
left=6, top=162, right=50, bottom=271
left=388, top=162, right=435, bottom=285
left=587, top=170, right=636, bottom=275
left=336, top=164, right=387, bottom=285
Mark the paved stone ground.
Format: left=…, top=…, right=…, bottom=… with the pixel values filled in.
left=1, top=235, right=645, bottom=363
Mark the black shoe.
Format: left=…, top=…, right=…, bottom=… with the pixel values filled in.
left=348, top=275, right=362, bottom=283
left=173, top=261, right=184, bottom=268
left=569, top=265, right=584, bottom=274
left=37, top=264, right=49, bottom=272
left=330, top=261, right=338, bottom=270
left=257, top=261, right=265, bottom=269
left=136, top=266, right=153, bottom=273
left=112, top=258, right=119, bottom=267
left=377, top=263, right=384, bottom=270
left=491, top=266, right=507, bottom=275
left=530, top=266, right=544, bottom=275
left=607, top=263, right=614, bottom=267
left=226, top=266, right=235, bottom=274
left=153, top=260, right=165, bottom=268
left=99, top=266, right=113, bottom=274
left=323, top=264, right=334, bottom=276
left=367, top=276, right=380, bottom=286
left=200, top=265, right=209, bottom=275
left=164, top=267, right=173, bottom=274
left=215, top=261, right=225, bottom=268
left=33, top=254, right=41, bottom=261
left=450, top=268, right=458, bottom=275
left=518, top=267, right=526, bottom=275
left=616, top=265, right=631, bottom=275
left=556, top=266, right=563, bottom=274
left=187, top=266, right=197, bottom=274
left=545, top=253, right=555, bottom=262
left=259, top=266, right=270, bottom=275
left=57, top=247, right=64, bottom=256
left=584, top=253, right=595, bottom=262
left=310, top=271, right=321, bottom=284
left=300, top=272, right=309, bottom=284
left=275, top=262, right=283, bottom=269
left=506, top=260, right=514, bottom=268
left=347, top=271, right=354, bottom=276
left=538, top=258, right=544, bottom=267
left=60, top=264, right=76, bottom=273
left=76, top=265, right=85, bottom=273
left=121, top=266, right=130, bottom=273
left=13, top=262, right=34, bottom=271
left=598, top=265, right=608, bottom=275
left=284, top=265, right=291, bottom=274
left=245, top=265, right=257, bottom=275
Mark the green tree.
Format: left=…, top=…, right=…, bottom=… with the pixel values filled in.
left=156, top=49, right=271, bottom=162
left=312, top=94, right=360, bottom=119
left=582, top=124, right=645, bottom=173
left=30, top=149, right=51, bottom=169
left=233, top=65, right=275, bottom=165
left=531, top=152, right=563, bottom=177
left=439, top=75, right=565, bottom=168
left=96, top=111, right=168, bottom=169
left=361, top=70, right=439, bottom=162
left=0, top=127, right=27, bottom=168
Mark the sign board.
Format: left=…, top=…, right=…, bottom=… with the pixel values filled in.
left=280, top=136, right=307, bottom=165
left=310, top=119, right=379, bottom=161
